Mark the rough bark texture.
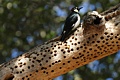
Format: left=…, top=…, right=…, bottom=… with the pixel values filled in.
left=0, top=3, right=120, bottom=80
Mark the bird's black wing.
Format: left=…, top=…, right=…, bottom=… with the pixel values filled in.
left=60, top=13, right=78, bottom=41
left=65, top=13, right=78, bottom=30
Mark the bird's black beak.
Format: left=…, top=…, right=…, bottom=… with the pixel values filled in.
left=78, top=7, right=83, bottom=11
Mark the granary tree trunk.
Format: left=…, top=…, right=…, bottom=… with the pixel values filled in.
left=0, top=3, right=120, bottom=80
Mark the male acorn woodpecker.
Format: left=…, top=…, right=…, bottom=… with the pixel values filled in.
left=60, top=7, right=83, bottom=41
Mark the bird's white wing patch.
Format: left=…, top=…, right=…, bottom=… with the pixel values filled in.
left=72, top=24, right=75, bottom=28
left=63, top=31, right=66, bottom=33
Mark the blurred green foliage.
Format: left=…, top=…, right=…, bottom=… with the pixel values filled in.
left=0, top=0, right=120, bottom=80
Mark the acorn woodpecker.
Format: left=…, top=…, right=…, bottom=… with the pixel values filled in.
left=60, top=7, right=83, bottom=41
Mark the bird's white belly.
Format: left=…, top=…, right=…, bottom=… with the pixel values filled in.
left=74, top=14, right=80, bottom=28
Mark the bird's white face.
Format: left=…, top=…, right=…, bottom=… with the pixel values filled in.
left=73, top=9, right=79, bottom=13
left=71, top=7, right=83, bottom=13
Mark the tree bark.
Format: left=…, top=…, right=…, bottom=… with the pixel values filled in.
left=0, top=3, right=120, bottom=80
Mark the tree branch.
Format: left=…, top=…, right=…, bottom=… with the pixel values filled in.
left=0, top=3, right=120, bottom=80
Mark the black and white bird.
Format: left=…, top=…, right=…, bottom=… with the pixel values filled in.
left=60, top=7, right=83, bottom=41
